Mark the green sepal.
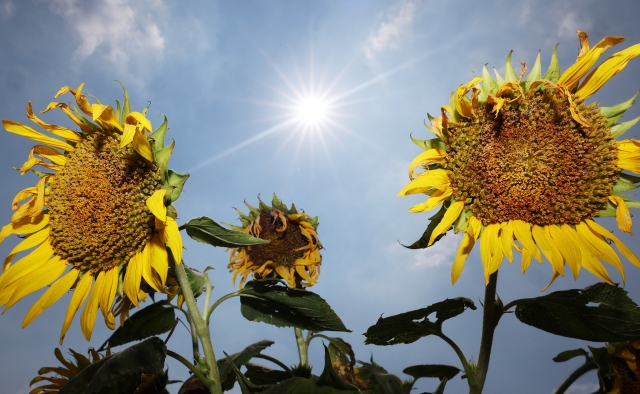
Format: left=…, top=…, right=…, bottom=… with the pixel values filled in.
left=166, top=169, right=190, bottom=203
left=154, top=140, right=175, bottom=181
left=542, top=44, right=561, bottom=82
left=272, top=194, right=286, bottom=211
left=479, top=64, right=498, bottom=104
left=453, top=209, right=471, bottom=234
left=410, top=134, right=446, bottom=152
left=114, top=99, right=122, bottom=124
left=70, top=105, right=99, bottom=132
left=503, top=51, right=518, bottom=83
left=166, top=205, right=177, bottom=220
left=423, top=113, right=435, bottom=135
left=244, top=201, right=261, bottom=216
left=449, top=90, right=460, bottom=122
left=613, top=173, right=640, bottom=193
left=289, top=203, right=298, bottom=214
left=600, top=90, right=640, bottom=119
left=88, top=94, right=101, bottom=105
left=606, top=115, right=623, bottom=128
left=235, top=208, right=253, bottom=224
left=258, top=197, right=272, bottom=212
left=523, top=51, right=542, bottom=91
left=610, top=115, right=640, bottom=138
left=116, top=80, right=131, bottom=121
left=401, top=204, right=447, bottom=249
left=493, top=67, right=505, bottom=87
left=149, top=115, right=168, bottom=151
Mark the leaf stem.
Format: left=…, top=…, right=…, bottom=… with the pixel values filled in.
left=175, top=262, right=223, bottom=394
left=471, top=271, right=500, bottom=394
left=554, top=361, right=597, bottom=394
left=294, top=328, right=309, bottom=366
left=167, top=349, right=213, bottom=387
left=435, top=331, right=477, bottom=388
left=206, top=291, right=242, bottom=323
left=252, top=354, right=295, bottom=375
left=202, top=275, right=213, bottom=320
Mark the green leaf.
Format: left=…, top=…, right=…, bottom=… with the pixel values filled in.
left=356, top=356, right=405, bottom=394
left=245, top=363, right=292, bottom=386
left=401, top=204, right=447, bottom=249
left=60, top=337, right=167, bottom=394
left=503, top=50, right=518, bottom=83
left=317, top=345, right=359, bottom=391
left=600, top=90, right=640, bottom=119
left=99, top=301, right=175, bottom=351
left=610, top=115, right=640, bottom=138
left=184, top=216, right=269, bottom=248
left=364, top=298, right=476, bottom=346
left=218, top=340, right=275, bottom=387
left=402, top=364, right=460, bottom=381
left=515, top=283, right=640, bottom=342
left=166, top=170, right=190, bottom=203
left=183, top=264, right=207, bottom=298
left=542, top=44, right=561, bottom=83
left=523, top=51, right=542, bottom=91
left=149, top=115, right=169, bottom=151
left=552, top=348, right=589, bottom=363
left=410, top=134, right=446, bottom=152
left=240, top=281, right=349, bottom=332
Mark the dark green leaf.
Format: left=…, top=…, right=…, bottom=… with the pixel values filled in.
left=218, top=340, right=275, bottom=385
left=402, top=365, right=460, bottom=381
left=245, top=363, right=291, bottom=386
left=240, top=281, right=349, bottom=332
left=364, top=298, right=476, bottom=346
left=552, top=348, right=589, bottom=363
left=60, top=337, right=167, bottom=394
left=317, top=345, right=359, bottom=391
left=402, top=204, right=447, bottom=249
left=515, top=283, right=640, bottom=341
left=99, top=301, right=175, bottom=351
left=185, top=217, right=269, bottom=248
left=183, top=265, right=207, bottom=298
left=356, top=356, right=404, bottom=394
left=178, top=375, right=209, bottom=394
left=590, top=345, right=614, bottom=392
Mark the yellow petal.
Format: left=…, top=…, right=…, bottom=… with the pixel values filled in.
left=0, top=240, right=53, bottom=291
left=26, top=102, right=82, bottom=143
left=73, top=83, right=94, bottom=116
left=4, top=227, right=49, bottom=269
left=3, top=120, right=74, bottom=152
left=0, top=223, right=13, bottom=248
left=532, top=225, right=564, bottom=276
left=120, top=124, right=136, bottom=148
left=126, top=112, right=152, bottom=132
left=575, top=221, right=625, bottom=281
left=609, top=196, right=633, bottom=235
left=479, top=223, right=501, bottom=283
left=80, top=271, right=104, bottom=340
left=451, top=231, right=475, bottom=284
left=408, top=149, right=447, bottom=179
left=41, top=101, right=95, bottom=134
left=11, top=213, right=49, bottom=236
left=132, top=128, right=153, bottom=162
left=140, top=244, right=163, bottom=293
left=295, top=265, right=315, bottom=285
left=468, top=215, right=482, bottom=239
left=146, top=190, right=167, bottom=222
left=429, top=201, right=464, bottom=246
left=501, top=222, right=514, bottom=264
left=99, top=266, right=119, bottom=320
left=91, top=103, right=122, bottom=131
left=161, top=217, right=183, bottom=265
left=397, top=169, right=450, bottom=196
left=408, top=188, right=452, bottom=212
left=23, top=268, right=78, bottom=328
left=455, top=77, right=483, bottom=118
left=60, top=273, right=92, bottom=345
left=580, top=250, right=614, bottom=285
left=576, top=43, right=640, bottom=99
left=541, top=269, right=561, bottom=292
left=148, top=234, right=168, bottom=286
left=548, top=225, right=582, bottom=279
left=123, top=252, right=143, bottom=307
left=586, top=219, right=640, bottom=269
left=5, top=256, right=66, bottom=311
left=558, top=34, right=625, bottom=90
left=512, top=220, right=542, bottom=262
left=521, top=248, right=533, bottom=274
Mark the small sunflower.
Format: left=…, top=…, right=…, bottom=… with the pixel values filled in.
left=29, top=347, right=109, bottom=394
left=227, top=195, right=321, bottom=288
left=0, top=83, right=188, bottom=343
left=398, top=31, right=640, bottom=288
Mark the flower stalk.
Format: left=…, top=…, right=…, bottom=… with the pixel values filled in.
left=471, top=271, right=501, bottom=394
left=294, top=328, right=310, bottom=367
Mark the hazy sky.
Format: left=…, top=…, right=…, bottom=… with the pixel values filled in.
left=1, top=1, right=640, bottom=393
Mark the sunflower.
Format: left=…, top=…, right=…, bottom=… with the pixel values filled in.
left=0, top=83, right=188, bottom=343
left=227, top=195, right=322, bottom=288
left=398, top=31, right=640, bottom=288
left=609, top=341, right=640, bottom=394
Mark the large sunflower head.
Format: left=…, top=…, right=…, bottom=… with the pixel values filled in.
left=227, top=195, right=322, bottom=288
left=398, top=31, right=640, bottom=288
left=0, top=83, right=188, bottom=343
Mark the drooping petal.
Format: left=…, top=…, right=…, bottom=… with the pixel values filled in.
left=500, top=222, right=514, bottom=264
left=60, top=273, right=92, bottom=344
left=146, top=190, right=167, bottom=222
left=23, top=268, right=78, bottom=328
left=397, top=169, right=450, bottom=196
left=5, top=256, right=66, bottom=311
left=575, top=221, right=625, bottom=281
left=451, top=231, right=475, bottom=284
left=0, top=240, right=53, bottom=291
left=548, top=225, right=582, bottom=279
left=125, top=112, right=152, bottom=132
left=4, top=227, right=49, bottom=268
left=3, top=120, right=74, bottom=152
left=521, top=248, right=533, bottom=274
left=161, top=217, right=183, bottom=265
left=132, top=128, right=153, bottom=162
left=26, top=102, right=82, bottom=143
left=586, top=219, right=640, bottom=269
left=609, top=196, right=633, bottom=234
left=140, top=244, right=163, bottom=293
left=580, top=250, right=614, bottom=286
left=80, top=271, right=105, bottom=340
left=480, top=223, right=502, bottom=283
left=512, top=220, right=542, bottom=262
left=429, top=201, right=464, bottom=246
left=123, top=252, right=143, bottom=307
left=408, top=188, right=452, bottom=212
left=532, top=225, right=564, bottom=276
left=576, top=43, right=640, bottom=99
left=11, top=213, right=49, bottom=236
left=408, top=149, right=447, bottom=179
left=148, top=234, right=169, bottom=286
left=99, top=266, right=119, bottom=322
left=120, top=124, right=136, bottom=148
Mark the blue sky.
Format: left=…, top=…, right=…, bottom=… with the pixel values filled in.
left=1, top=1, right=640, bottom=393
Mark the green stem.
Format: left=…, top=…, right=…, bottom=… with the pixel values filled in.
left=175, top=262, right=222, bottom=394
left=206, top=291, right=242, bottom=324
left=294, top=328, right=309, bottom=366
left=252, top=354, right=295, bottom=375
left=167, top=349, right=213, bottom=387
left=202, top=275, right=213, bottom=320
left=471, top=271, right=500, bottom=394
left=187, top=311, right=201, bottom=364
left=554, top=361, right=597, bottom=394
left=436, top=332, right=477, bottom=388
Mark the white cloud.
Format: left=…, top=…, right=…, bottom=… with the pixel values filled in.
left=554, top=381, right=599, bottom=394
left=410, top=232, right=461, bottom=269
left=0, top=1, right=15, bottom=19
left=557, top=12, right=588, bottom=39
left=45, top=0, right=164, bottom=68
left=365, top=1, right=419, bottom=59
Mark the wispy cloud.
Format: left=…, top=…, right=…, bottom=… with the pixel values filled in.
left=410, top=232, right=461, bottom=269
left=365, top=1, right=419, bottom=59
left=0, top=1, right=14, bottom=19
left=557, top=12, right=589, bottom=39
left=45, top=0, right=164, bottom=68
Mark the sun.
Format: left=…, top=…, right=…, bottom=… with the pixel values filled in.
left=296, top=96, right=329, bottom=127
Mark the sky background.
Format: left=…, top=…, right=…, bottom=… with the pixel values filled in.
left=1, top=1, right=640, bottom=393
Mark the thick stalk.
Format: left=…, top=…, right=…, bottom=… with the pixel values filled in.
left=294, top=328, right=309, bottom=366
left=554, top=361, right=597, bottom=394
left=471, top=271, right=499, bottom=394
left=175, top=262, right=222, bottom=394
